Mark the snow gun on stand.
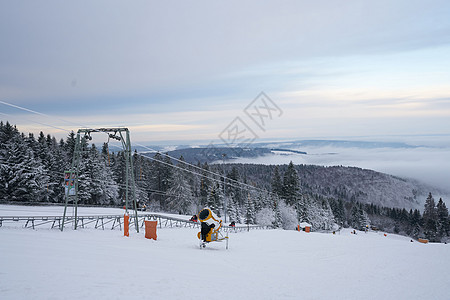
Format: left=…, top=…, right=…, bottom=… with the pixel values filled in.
left=197, top=207, right=229, bottom=249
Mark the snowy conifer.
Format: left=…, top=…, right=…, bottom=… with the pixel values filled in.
left=244, top=193, right=256, bottom=224
left=282, top=161, right=299, bottom=205
left=271, top=166, right=283, bottom=196
left=423, top=193, right=438, bottom=241
left=166, top=167, right=196, bottom=214
left=436, top=198, right=449, bottom=240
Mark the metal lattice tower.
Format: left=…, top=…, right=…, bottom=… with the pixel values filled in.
left=61, top=128, right=139, bottom=232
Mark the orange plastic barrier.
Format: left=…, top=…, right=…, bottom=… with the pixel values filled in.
left=145, top=220, right=158, bottom=240
left=124, top=215, right=129, bottom=237
left=297, top=225, right=300, bottom=231
left=418, top=238, right=429, bottom=244
left=305, top=226, right=311, bottom=233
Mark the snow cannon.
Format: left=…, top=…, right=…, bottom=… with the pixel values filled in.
left=197, top=208, right=222, bottom=243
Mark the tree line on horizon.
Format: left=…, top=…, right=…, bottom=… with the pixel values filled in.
left=0, top=121, right=448, bottom=242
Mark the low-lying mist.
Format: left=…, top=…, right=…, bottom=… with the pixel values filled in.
left=228, top=146, right=450, bottom=195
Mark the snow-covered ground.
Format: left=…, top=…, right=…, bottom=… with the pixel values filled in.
left=1, top=205, right=449, bottom=300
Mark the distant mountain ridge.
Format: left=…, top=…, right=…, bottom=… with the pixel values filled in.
left=134, top=139, right=419, bottom=153
left=224, top=163, right=441, bottom=211
left=135, top=140, right=447, bottom=211
left=250, top=139, right=419, bottom=149
left=145, top=144, right=444, bottom=210
left=135, top=139, right=420, bottom=164
left=152, top=147, right=307, bottom=164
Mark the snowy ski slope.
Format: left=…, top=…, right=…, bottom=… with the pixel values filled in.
left=1, top=205, right=449, bottom=300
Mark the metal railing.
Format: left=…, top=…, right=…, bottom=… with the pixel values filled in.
left=0, top=214, right=274, bottom=231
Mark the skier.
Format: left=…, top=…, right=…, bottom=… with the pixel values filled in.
left=229, top=221, right=235, bottom=227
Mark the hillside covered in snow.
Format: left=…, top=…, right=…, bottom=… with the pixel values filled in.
left=1, top=205, right=449, bottom=300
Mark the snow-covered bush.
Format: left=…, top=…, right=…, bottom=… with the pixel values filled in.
left=255, top=207, right=275, bottom=226
left=306, top=205, right=336, bottom=231
left=278, top=200, right=298, bottom=230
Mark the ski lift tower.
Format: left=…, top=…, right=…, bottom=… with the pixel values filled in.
left=61, top=127, right=139, bottom=232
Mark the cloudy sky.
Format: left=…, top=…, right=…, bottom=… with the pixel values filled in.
left=1, top=0, right=450, bottom=144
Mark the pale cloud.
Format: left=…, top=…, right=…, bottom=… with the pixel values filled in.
left=281, top=86, right=450, bottom=104
left=1, top=1, right=450, bottom=142
left=228, top=146, right=450, bottom=193
left=128, top=124, right=202, bottom=133
left=2, top=108, right=244, bottom=143
left=2, top=1, right=450, bottom=103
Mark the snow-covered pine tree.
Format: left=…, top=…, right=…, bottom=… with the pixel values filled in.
left=0, top=122, right=18, bottom=201
left=132, top=149, right=152, bottom=207
left=166, top=161, right=196, bottom=215
left=199, top=162, right=211, bottom=207
left=52, top=140, right=68, bottom=203
left=296, top=194, right=309, bottom=224
left=282, top=161, right=299, bottom=206
left=313, top=197, right=336, bottom=230
left=278, top=200, right=298, bottom=230
left=244, top=193, right=256, bottom=224
left=227, top=166, right=243, bottom=207
left=207, top=183, right=221, bottom=215
left=272, top=195, right=283, bottom=228
left=329, top=198, right=346, bottom=227
left=149, top=152, right=173, bottom=210
left=436, top=198, right=449, bottom=240
left=349, top=203, right=370, bottom=230
left=255, top=206, right=275, bottom=226
left=64, top=131, right=76, bottom=161
left=87, top=144, right=104, bottom=205
left=261, top=192, right=272, bottom=208
left=87, top=144, right=119, bottom=205
left=73, top=136, right=92, bottom=204
left=271, top=166, right=283, bottom=197
left=40, top=133, right=65, bottom=202
left=226, top=196, right=241, bottom=224
left=161, top=153, right=173, bottom=194
left=1, top=131, right=47, bottom=202
left=253, top=192, right=264, bottom=213
left=423, top=193, right=438, bottom=241
left=409, top=209, right=422, bottom=239
left=111, top=151, right=126, bottom=205
left=217, top=181, right=225, bottom=218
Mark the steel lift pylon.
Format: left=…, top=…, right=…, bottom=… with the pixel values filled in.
left=61, top=128, right=139, bottom=232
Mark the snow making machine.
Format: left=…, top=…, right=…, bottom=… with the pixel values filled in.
left=197, top=207, right=228, bottom=249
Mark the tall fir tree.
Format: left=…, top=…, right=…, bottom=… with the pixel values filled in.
left=282, top=161, right=299, bottom=205
left=149, top=152, right=172, bottom=210
left=227, top=196, right=241, bottom=224
left=423, top=193, right=438, bottom=241
left=271, top=166, right=283, bottom=196
left=227, top=166, right=243, bottom=207
left=65, top=131, right=76, bottom=161
left=1, top=132, right=47, bottom=202
left=245, top=193, right=256, bottom=224
left=272, top=195, right=283, bottom=228
left=166, top=159, right=196, bottom=214
left=409, top=209, right=422, bottom=239
left=350, top=203, right=370, bottom=230
left=199, top=162, right=211, bottom=207
left=436, top=198, right=449, bottom=240
left=207, top=183, right=221, bottom=215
